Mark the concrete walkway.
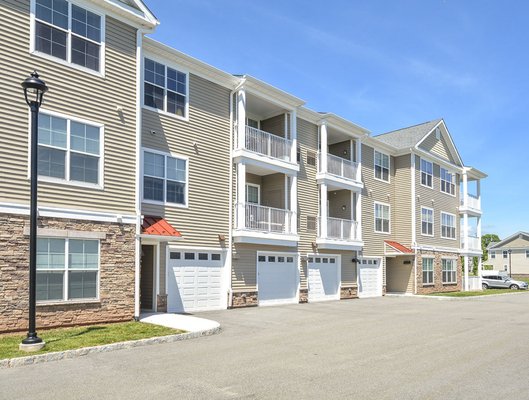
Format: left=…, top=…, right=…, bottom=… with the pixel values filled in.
left=140, top=313, right=220, bottom=333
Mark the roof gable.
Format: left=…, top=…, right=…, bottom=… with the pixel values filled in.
left=489, top=232, right=529, bottom=249
left=416, top=120, right=462, bottom=166
left=373, top=119, right=441, bottom=149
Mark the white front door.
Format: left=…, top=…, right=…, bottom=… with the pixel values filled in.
left=307, top=255, right=341, bottom=302
left=167, top=250, right=225, bottom=313
left=258, top=253, right=298, bottom=306
left=358, top=258, right=383, bottom=298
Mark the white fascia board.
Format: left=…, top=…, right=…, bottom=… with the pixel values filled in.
left=143, top=38, right=240, bottom=89
left=233, top=230, right=299, bottom=247
left=412, top=244, right=462, bottom=254
left=363, top=136, right=398, bottom=154
left=97, top=0, right=158, bottom=29
left=464, top=166, right=488, bottom=180
left=297, top=107, right=322, bottom=125
left=138, top=234, right=183, bottom=242
left=415, top=120, right=464, bottom=167
left=412, top=147, right=464, bottom=173
left=323, top=113, right=370, bottom=137
left=315, top=239, right=364, bottom=251
left=242, top=75, right=305, bottom=109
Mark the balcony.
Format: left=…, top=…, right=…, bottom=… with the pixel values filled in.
left=316, top=217, right=363, bottom=250
left=233, top=203, right=298, bottom=246
left=460, top=194, right=481, bottom=216
left=316, top=152, right=362, bottom=191
left=233, top=125, right=298, bottom=175
left=461, top=235, right=482, bottom=255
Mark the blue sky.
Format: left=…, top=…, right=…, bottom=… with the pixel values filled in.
left=146, top=0, right=528, bottom=239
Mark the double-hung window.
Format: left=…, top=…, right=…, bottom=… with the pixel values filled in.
left=374, top=202, right=390, bottom=233
left=441, top=212, right=456, bottom=239
left=422, top=258, right=434, bottom=284
left=34, top=0, right=103, bottom=72
left=420, top=159, right=433, bottom=187
left=144, top=58, right=188, bottom=118
left=440, top=168, right=455, bottom=195
left=421, top=207, right=433, bottom=236
left=374, top=150, right=389, bottom=182
left=38, top=113, right=102, bottom=185
left=490, top=251, right=495, bottom=259
left=36, top=238, right=99, bottom=301
left=503, top=250, right=508, bottom=259
left=143, top=150, right=188, bottom=205
left=526, top=250, right=529, bottom=258
left=246, top=184, right=260, bottom=204
left=442, top=259, right=456, bottom=284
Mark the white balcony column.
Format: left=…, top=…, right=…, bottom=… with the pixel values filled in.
left=237, top=88, right=246, bottom=150
left=476, top=179, right=481, bottom=208
left=320, top=121, right=328, bottom=173
left=290, top=175, right=297, bottom=234
left=463, top=213, right=469, bottom=250
left=290, top=110, right=297, bottom=163
left=478, top=256, right=483, bottom=288
left=356, top=192, right=362, bottom=241
left=237, top=163, right=246, bottom=229
left=356, top=138, right=362, bottom=182
left=464, top=256, right=469, bottom=291
left=320, top=183, right=328, bottom=238
left=462, top=170, right=468, bottom=207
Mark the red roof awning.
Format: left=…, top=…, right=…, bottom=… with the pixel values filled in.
left=142, top=216, right=182, bottom=237
left=384, top=240, right=414, bottom=254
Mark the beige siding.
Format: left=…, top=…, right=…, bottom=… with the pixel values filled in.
left=141, top=73, right=231, bottom=247
left=328, top=190, right=351, bottom=220
left=261, top=173, right=286, bottom=209
left=487, top=235, right=529, bottom=274
left=0, top=1, right=138, bottom=214
left=392, top=155, right=412, bottom=246
left=415, top=155, right=460, bottom=249
left=386, top=256, right=413, bottom=293
left=261, top=114, right=286, bottom=138
left=419, top=131, right=455, bottom=163
left=329, top=140, right=351, bottom=160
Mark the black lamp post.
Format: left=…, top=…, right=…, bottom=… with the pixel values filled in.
left=508, top=249, right=512, bottom=278
left=21, top=71, right=48, bottom=348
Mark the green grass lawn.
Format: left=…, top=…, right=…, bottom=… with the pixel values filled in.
left=0, top=321, right=183, bottom=360
left=513, top=276, right=529, bottom=284
left=430, top=288, right=528, bottom=297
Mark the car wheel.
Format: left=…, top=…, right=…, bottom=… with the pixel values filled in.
left=510, top=284, right=519, bottom=290
left=482, top=283, right=489, bottom=290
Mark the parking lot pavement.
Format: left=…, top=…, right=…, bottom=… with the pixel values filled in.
left=1, top=294, right=529, bottom=400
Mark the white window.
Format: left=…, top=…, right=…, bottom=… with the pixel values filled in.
left=422, top=258, right=434, bottom=284
left=33, top=0, right=104, bottom=72
left=420, top=159, right=433, bottom=188
left=38, top=113, right=102, bottom=186
left=503, top=250, right=508, bottom=259
left=421, top=207, right=433, bottom=236
left=526, top=250, right=529, bottom=258
left=374, top=202, right=390, bottom=233
left=440, top=168, right=455, bottom=195
left=490, top=251, right=495, bottom=259
left=441, top=212, right=456, bottom=239
left=374, top=150, right=389, bottom=182
left=143, top=150, right=188, bottom=206
left=36, top=238, right=99, bottom=301
left=144, top=58, right=188, bottom=118
left=442, top=259, right=456, bottom=284
left=246, top=183, right=260, bottom=204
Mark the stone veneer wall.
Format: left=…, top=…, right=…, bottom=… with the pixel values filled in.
left=416, top=251, right=462, bottom=295
left=0, top=214, right=136, bottom=333
left=231, top=291, right=258, bottom=308
left=340, top=286, right=358, bottom=299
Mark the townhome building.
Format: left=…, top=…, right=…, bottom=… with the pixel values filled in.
left=487, top=232, right=529, bottom=275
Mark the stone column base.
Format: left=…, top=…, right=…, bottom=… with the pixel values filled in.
left=230, top=291, right=258, bottom=308
left=157, top=294, right=167, bottom=312
left=299, top=289, right=308, bottom=303
left=340, top=286, right=358, bottom=299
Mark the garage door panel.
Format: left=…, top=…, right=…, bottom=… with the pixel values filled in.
left=308, top=257, right=340, bottom=302
left=358, top=259, right=382, bottom=298
left=258, top=255, right=298, bottom=306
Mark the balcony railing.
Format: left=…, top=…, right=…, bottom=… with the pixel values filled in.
left=462, top=235, right=481, bottom=251
left=319, top=217, right=359, bottom=241
left=318, top=152, right=359, bottom=181
left=461, top=194, right=481, bottom=211
left=236, top=203, right=294, bottom=234
left=239, top=125, right=292, bottom=161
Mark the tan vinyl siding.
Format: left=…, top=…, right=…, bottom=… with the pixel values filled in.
left=419, top=131, right=455, bottom=163
left=415, top=155, right=460, bottom=248
left=141, top=73, right=231, bottom=247
left=260, top=114, right=286, bottom=138
left=328, top=190, right=351, bottom=220
left=386, top=256, right=414, bottom=293
left=0, top=1, right=138, bottom=214
left=261, top=173, right=286, bottom=209
left=392, top=155, right=412, bottom=246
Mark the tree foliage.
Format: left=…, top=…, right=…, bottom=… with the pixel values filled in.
left=482, top=234, right=501, bottom=261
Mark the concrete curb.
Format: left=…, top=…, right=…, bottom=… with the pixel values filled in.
left=0, top=325, right=221, bottom=369
left=410, top=292, right=529, bottom=301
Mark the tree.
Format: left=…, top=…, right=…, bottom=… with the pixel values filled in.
left=482, top=233, right=500, bottom=262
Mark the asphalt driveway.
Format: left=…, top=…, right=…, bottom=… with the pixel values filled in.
left=2, top=294, right=529, bottom=400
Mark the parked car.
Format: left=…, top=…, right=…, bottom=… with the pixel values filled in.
left=481, top=273, right=528, bottom=290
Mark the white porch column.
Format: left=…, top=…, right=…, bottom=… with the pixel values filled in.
left=355, top=192, right=362, bottom=241
left=356, top=138, right=362, bottom=182
left=320, top=121, right=328, bottom=173
left=237, top=163, right=246, bottom=229
left=290, top=110, right=297, bottom=164
left=477, top=179, right=481, bottom=209
left=237, top=89, right=246, bottom=150
left=478, top=256, right=483, bottom=288
left=290, top=175, right=297, bottom=234
left=463, top=212, right=469, bottom=251
left=462, top=170, right=468, bottom=207
left=464, top=256, right=469, bottom=291
left=320, top=183, right=328, bottom=238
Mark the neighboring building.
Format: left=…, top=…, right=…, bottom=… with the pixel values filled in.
left=487, top=232, right=529, bottom=276
left=0, top=0, right=488, bottom=333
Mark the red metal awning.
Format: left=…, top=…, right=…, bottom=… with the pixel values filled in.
left=142, top=216, right=182, bottom=237
left=384, top=240, right=413, bottom=254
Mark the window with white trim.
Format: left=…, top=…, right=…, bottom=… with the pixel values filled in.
left=442, top=259, right=456, bottom=284
left=503, top=250, right=508, bottom=259
left=440, top=167, right=455, bottom=195
left=374, top=150, right=389, bottom=182
left=144, top=58, right=188, bottom=118
left=490, top=251, right=495, bottom=259
left=422, top=257, right=434, bottom=284
left=374, top=202, right=390, bottom=233
left=246, top=184, right=260, bottom=204
left=143, top=150, right=187, bottom=205
left=33, top=0, right=103, bottom=72
left=526, top=250, right=529, bottom=258
left=441, top=212, right=456, bottom=239
left=420, top=159, right=433, bottom=187
left=38, top=113, right=102, bottom=185
left=36, top=238, right=99, bottom=301
left=421, top=207, right=433, bottom=236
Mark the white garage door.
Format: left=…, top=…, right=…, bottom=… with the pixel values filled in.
left=167, top=250, right=224, bottom=313
left=358, top=258, right=382, bottom=298
left=308, top=256, right=340, bottom=302
left=258, top=253, right=298, bottom=306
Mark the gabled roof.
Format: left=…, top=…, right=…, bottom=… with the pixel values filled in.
left=384, top=240, right=414, bottom=254
left=100, top=0, right=158, bottom=29
left=142, top=216, right=182, bottom=238
left=488, top=232, right=529, bottom=249
left=374, top=119, right=442, bottom=149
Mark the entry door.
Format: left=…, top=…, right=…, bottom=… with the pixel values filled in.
left=140, top=245, right=155, bottom=311
left=307, top=256, right=340, bottom=302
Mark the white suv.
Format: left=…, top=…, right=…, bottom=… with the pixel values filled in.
left=481, top=273, right=528, bottom=290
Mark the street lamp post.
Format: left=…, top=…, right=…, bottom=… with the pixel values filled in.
left=508, top=249, right=512, bottom=278
left=20, top=71, right=48, bottom=351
